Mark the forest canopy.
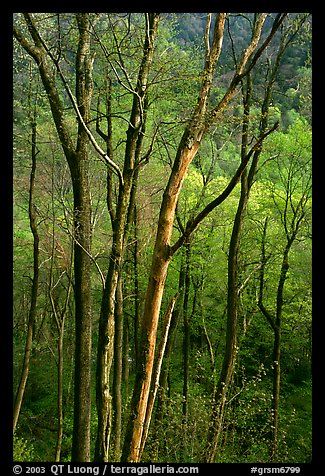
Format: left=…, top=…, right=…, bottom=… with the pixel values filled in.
left=13, top=12, right=312, bottom=464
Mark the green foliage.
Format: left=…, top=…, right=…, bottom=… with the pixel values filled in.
left=279, top=382, right=312, bottom=462
left=13, top=435, right=35, bottom=462
left=143, top=390, right=211, bottom=463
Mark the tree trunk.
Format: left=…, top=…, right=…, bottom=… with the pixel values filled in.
left=259, top=218, right=296, bottom=461
left=121, top=18, right=226, bottom=458
left=13, top=14, right=94, bottom=461
left=139, top=294, right=177, bottom=459
left=48, top=204, right=73, bottom=462
left=71, top=14, right=94, bottom=461
left=271, top=325, right=281, bottom=461
left=54, top=272, right=72, bottom=463
left=122, top=315, right=130, bottom=399
left=70, top=165, right=92, bottom=463
left=13, top=117, right=39, bottom=433
left=54, top=322, right=64, bottom=461
left=95, top=14, right=160, bottom=461
left=95, top=176, right=133, bottom=462
left=182, top=242, right=191, bottom=422
left=132, top=204, right=141, bottom=369
left=121, top=138, right=200, bottom=463
left=112, top=274, right=124, bottom=460
left=204, top=174, right=248, bottom=462
left=271, top=242, right=290, bottom=461
left=151, top=256, right=186, bottom=460
left=204, top=25, right=289, bottom=456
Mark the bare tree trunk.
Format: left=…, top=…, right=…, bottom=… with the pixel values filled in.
left=51, top=275, right=72, bottom=463
left=48, top=218, right=73, bottom=461
left=259, top=188, right=309, bottom=462
left=55, top=327, right=64, bottom=461
left=95, top=181, right=132, bottom=462
left=258, top=220, right=289, bottom=461
left=122, top=315, right=130, bottom=399
left=121, top=17, right=227, bottom=462
left=271, top=241, right=290, bottom=461
left=121, top=136, right=201, bottom=463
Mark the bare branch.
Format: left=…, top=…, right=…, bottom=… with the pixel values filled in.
left=15, top=13, right=124, bottom=186
left=170, top=121, right=279, bottom=255
left=204, top=14, right=212, bottom=55
left=208, top=14, right=287, bottom=127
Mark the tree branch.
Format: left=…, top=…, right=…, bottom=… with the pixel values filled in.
left=15, top=13, right=124, bottom=187
left=257, top=217, right=276, bottom=330
left=207, top=14, right=287, bottom=128
left=138, top=293, right=178, bottom=459
left=170, top=121, right=279, bottom=256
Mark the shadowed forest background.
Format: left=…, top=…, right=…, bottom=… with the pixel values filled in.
left=13, top=13, right=312, bottom=463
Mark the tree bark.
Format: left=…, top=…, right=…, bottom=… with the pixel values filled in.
left=271, top=325, right=281, bottom=461
left=71, top=14, right=93, bottom=461
left=49, top=264, right=72, bottom=462
left=48, top=173, right=73, bottom=462
left=121, top=136, right=200, bottom=463
left=132, top=203, right=141, bottom=370
left=256, top=26, right=309, bottom=460
left=204, top=174, right=248, bottom=462
left=259, top=221, right=292, bottom=461
left=260, top=69, right=310, bottom=466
